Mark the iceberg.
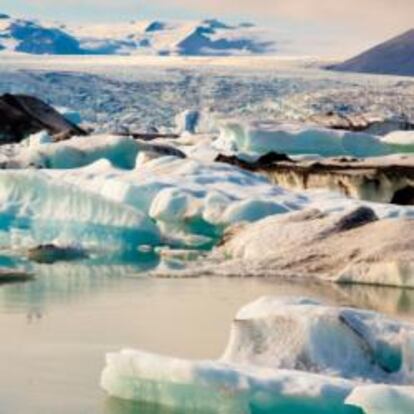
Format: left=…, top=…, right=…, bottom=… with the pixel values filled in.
left=12, top=135, right=142, bottom=170
left=222, top=297, right=414, bottom=380
left=0, top=170, right=160, bottom=250
left=9, top=134, right=185, bottom=170
left=42, top=155, right=307, bottom=247
left=101, top=350, right=357, bottom=414
left=215, top=121, right=394, bottom=158
left=101, top=297, right=414, bottom=413
left=2, top=132, right=413, bottom=259
left=218, top=207, right=414, bottom=288
left=0, top=136, right=313, bottom=251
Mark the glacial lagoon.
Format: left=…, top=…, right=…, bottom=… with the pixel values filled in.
left=0, top=257, right=413, bottom=413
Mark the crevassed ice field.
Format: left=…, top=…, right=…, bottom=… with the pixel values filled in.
left=0, top=55, right=414, bottom=414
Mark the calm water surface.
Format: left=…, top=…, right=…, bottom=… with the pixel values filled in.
left=0, top=259, right=413, bottom=414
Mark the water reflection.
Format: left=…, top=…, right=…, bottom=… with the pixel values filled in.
left=0, top=251, right=159, bottom=312
left=0, top=260, right=413, bottom=414
left=0, top=252, right=413, bottom=320
left=332, top=284, right=414, bottom=319
left=104, top=397, right=195, bottom=414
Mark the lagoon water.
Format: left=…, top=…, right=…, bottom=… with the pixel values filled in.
left=0, top=259, right=413, bottom=414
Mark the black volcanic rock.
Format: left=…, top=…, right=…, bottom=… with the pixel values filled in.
left=330, top=29, right=414, bottom=77
left=0, top=94, right=87, bottom=143
left=215, top=152, right=294, bottom=170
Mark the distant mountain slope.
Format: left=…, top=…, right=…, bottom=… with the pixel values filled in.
left=330, top=29, right=414, bottom=77
left=0, top=14, right=276, bottom=56
left=0, top=16, right=83, bottom=54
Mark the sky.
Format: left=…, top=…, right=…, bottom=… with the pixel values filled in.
left=1, top=1, right=413, bottom=55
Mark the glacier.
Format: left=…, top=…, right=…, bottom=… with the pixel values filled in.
left=1, top=56, right=413, bottom=135
left=101, top=297, right=414, bottom=413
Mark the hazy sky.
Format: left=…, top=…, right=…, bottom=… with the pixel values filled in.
left=2, top=1, right=413, bottom=55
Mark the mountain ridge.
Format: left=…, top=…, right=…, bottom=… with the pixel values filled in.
left=0, top=14, right=276, bottom=56
left=330, top=29, right=414, bottom=77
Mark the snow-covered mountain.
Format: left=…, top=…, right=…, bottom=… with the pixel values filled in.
left=330, top=29, right=414, bottom=77
left=0, top=14, right=276, bottom=56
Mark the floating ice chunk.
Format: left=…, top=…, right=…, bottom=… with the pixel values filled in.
left=216, top=121, right=392, bottom=157
left=101, top=297, right=414, bottom=412
left=11, top=134, right=184, bottom=170
left=15, top=135, right=139, bottom=169
left=101, top=349, right=357, bottom=414
left=0, top=170, right=160, bottom=250
left=346, top=385, right=414, bottom=414
left=222, top=297, right=414, bottom=380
